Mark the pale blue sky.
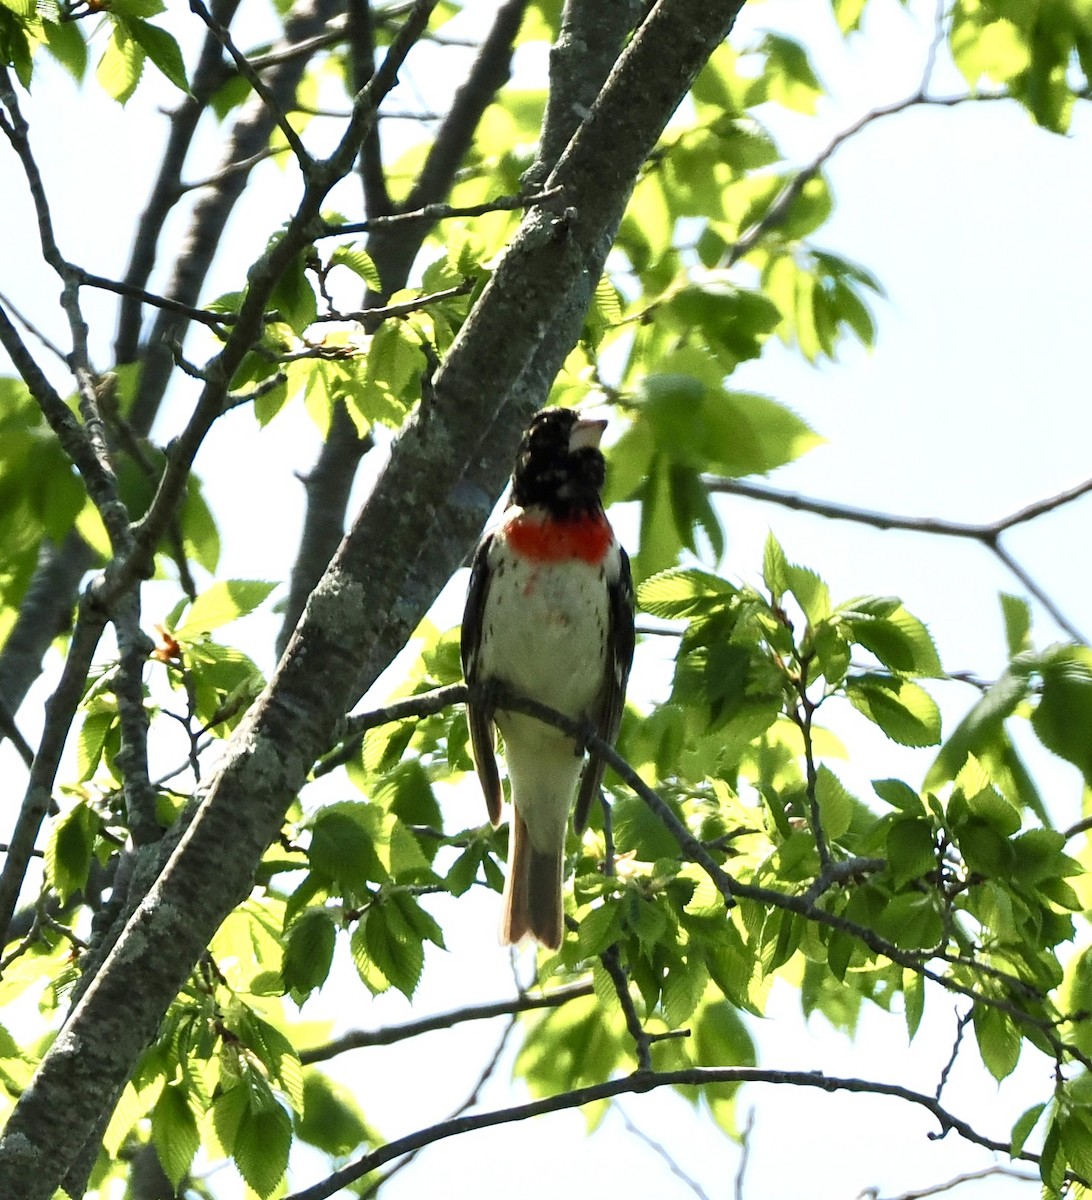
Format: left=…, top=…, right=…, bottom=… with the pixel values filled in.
left=1, top=1, right=1089, bottom=1196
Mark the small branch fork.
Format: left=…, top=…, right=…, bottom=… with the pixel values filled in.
left=705, top=474, right=1092, bottom=644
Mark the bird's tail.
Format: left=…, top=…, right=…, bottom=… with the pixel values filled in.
left=501, top=807, right=564, bottom=950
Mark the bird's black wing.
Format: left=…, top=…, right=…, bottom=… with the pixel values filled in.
left=461, top=531, right=503, bottom=826
left=574, top=544, right=635, bottom=832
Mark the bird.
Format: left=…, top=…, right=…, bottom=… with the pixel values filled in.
left=461, top=407, right=635, bottom=950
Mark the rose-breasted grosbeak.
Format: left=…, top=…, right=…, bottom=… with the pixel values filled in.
left=461, top=408, right=635, bottom=950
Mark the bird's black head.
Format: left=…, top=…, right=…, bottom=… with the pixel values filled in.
left=510, top=408, right=607, bottom=518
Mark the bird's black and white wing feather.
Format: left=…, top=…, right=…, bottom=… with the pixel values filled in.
left=460, top=531, right=503, bottom=826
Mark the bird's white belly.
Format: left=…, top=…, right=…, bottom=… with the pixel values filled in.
left=479, top=552, right=608, bottom=720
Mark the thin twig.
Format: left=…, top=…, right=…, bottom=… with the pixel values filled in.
left=616, top=1104, right=712, bottom=1200
left=359, top=1017, right=518, bottom=1198
left=864, top=1164, right=1040, bottom=1200
left=0, top=599, right=108, bottom=944
left=319, top=186, right=565, bottom=236
left=189, top=0, right=313, bottom=167
left=309, top=278, right=475, bottom=327
left=299, top=980, right=593, bottom=1062
left=706, top=474, right=1089, bottom=643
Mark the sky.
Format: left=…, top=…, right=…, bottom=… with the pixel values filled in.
left=1, top=0, right=1091, bottom=1197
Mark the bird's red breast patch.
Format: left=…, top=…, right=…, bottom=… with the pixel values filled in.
left=504, top=511, right=612, bottom=565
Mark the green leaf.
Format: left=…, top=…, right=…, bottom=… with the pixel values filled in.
left=1032, top=645, right=1092, bottom=785
left=125, top=17, right=189, bottom=93
left=270, top=250, right=318, bottom=335
left=762, top=531, right=789, bottom=602
left=330, top=245, right=383, bottom=290
left=757, top=33, right=824, bottom=114
left=871, top=778, right=924, bottom=814
left=903, top=968, right=925, bottom=1041
left=296, top=1072, right=372, bottom=1156
left=234, top=1102, right=291, bottom=1198
left=46, top=803, right=101, bottom=902
left=172, top=579, right=276, bottom=637
left=637, top=568, right=737, bottom=620
left=662, top=954, right=708, bottom=1027
left=282, top=909, right=336, bottom=996
left=846, top=675, right=941, bottom=747
left=886, top=818, right=936, bottom=888
left=151, top=1082, right=199, bottom=1190
left=979, top=1008, right=1022, bottom=1084
left=925, top=666, right=1030, bottom=791
left=354, top=903, right=424, bottom=999
left=308, top=804, right=388, bottom=890
left=841, top=603, right=942, bottom=676
left=96, top=19, right=145, bottom=104
left=77, top=709, right=115, bottom=782
left=41, top=18, right=88, bottom=82
left=1010, top=1101, right=1047, bottom=1158
left=951, top=14, right=1031, bottom=88
left=815, top=765, right=854, bottom=841
left=1000, top=593, right=1031, bottom=657
left=444, top=843, right=484, bottom=897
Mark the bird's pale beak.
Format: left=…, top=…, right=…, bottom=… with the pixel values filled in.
left=568, top=417, right=607, bottom=452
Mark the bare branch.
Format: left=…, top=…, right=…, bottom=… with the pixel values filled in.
left=705, top=474, right=1089, bottom=643
left=283, top=1065, right=1065, bottom=1200
left=319, top=186, right=565, bottom=236
left=310, top=277, right=475, bottom=327
left=0, top=601, right=108, bottom=944
left=299, top=980, right=592, bottom=1062
left=189, top=0, right=313, bottom=168
left=863, top=1164, right=1040, bottom=1200
left=616, top=1104, right=712, bottom=1200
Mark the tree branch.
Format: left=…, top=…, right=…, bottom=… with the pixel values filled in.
left=0, top=600, right=108, bottom=943
left=705, top=474, right=1089, bottom=643
left=189, top=0, right=313, bottom=168
left=283, top=1065, right=1063, bottom=1200
left=299, top=980, right=592, bottom=1062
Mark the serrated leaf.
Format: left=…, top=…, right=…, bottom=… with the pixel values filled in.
left=444, top=844, right=483, bottom=897
left=815, top=765, right=854, bottom=840
left=77, top=710, right=115, bottom=781
left=282, top=909, right=336, bottom=995
left=330, top=245, right=382, bottom=290
left=974, top=1006, right=1021, bottom=1081
left=151, top=1083, right=199, bottom=1190
left=637, top=568, right=737, bottom=620
left=762, top=531, right=788, bottom=601
left=846, top=675, right=941, bottom=747
left=786, top=562, right=829, bottom=625
left=1000, top=593, right=1031, bottom=657
left=96, top=20, right=145, bottom=104
left=41, top=18, right=89, bottom=82
left=871, top=778, right=924, bottom=813
left=1032, top=646, right=1092, bottom=786
left=296, top=1072, right=373, bottom=1156
left=172, top=579, right=276, bottom=637
left=46, top=803, right=101, bottom=901
left=308, top=804, right=388, bottom=889
left=662, top=954, right=707, bottom=1027
left=234, top=1103, right=291, bottom=1198
left=902, top=968, right=924, bottom=1041
left=1010, top=1101, right=1047, bottom=1159
left=364, top=900, right=424, bottom=999
left=925, top=667, right=1030, bottom=791
left=125, top=17, right=189, bottom=93
left=886, top=818, right=936, bottom=888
